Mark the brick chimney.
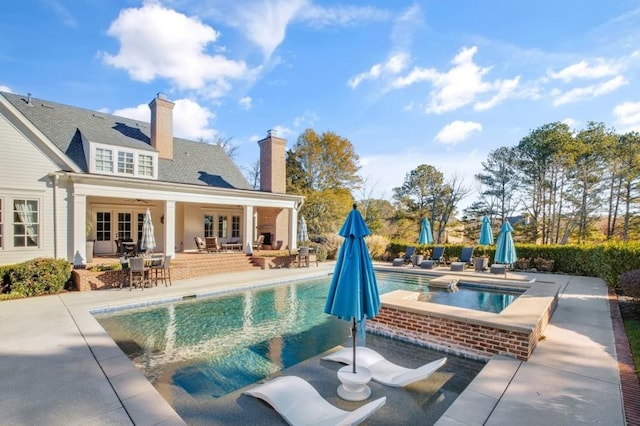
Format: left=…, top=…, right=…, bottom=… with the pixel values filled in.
left=149, top=93, right=174, bottom=160
left=258, top=130, right=286, bottom=193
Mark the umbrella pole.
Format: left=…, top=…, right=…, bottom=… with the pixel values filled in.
left=351, top=318, right=357, bottom=373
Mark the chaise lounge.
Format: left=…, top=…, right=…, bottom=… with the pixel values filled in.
left=244, top=375, right=386, bottom=426
left=322, top=346, right=447, bottom=387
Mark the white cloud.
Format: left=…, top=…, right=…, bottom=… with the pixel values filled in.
left=100, top=3, right=254, bottom=97
left=198, top=1, right=389, bottom=61
left=270, top=125, right=297, bottom=141
left=234, top=0, right=307, bottom=59
left=552, top=75, right=627, bottom=106
left=298, top=4, right=390, bottom=28
left=292, top=111, right=320, bottom=128
left=391, top=46, right=518, bottom=114
left=435, top=120, right=482, bottom=145
left=474, top=77, right=520, bottom=111
left=0, top=85, right=13, bottom=93
left=562, top=118, right=578, bottom=129
left=347, top=5, right=420, bottom=89
left=348, top=53, right=410, bottom=88
left=46, top=0, right=78, bottom=28
left=613, top=101, right=640, bottom=132
left=239, top=96, right=252, bottom=110
left=113, top=98, right=216, bottom=141
left=548, top=59, right=621, bottom=82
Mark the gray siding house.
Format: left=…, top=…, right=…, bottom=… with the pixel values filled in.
left=0, top=91, right=303, bottom=266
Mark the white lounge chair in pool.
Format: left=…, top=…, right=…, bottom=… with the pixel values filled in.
left=322, top=347, right=447, bottom=387
left=243, top=376, right=386, bottom=426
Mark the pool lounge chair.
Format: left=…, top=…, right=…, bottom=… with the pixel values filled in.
left=392, top=246, right=416, bottom=266
left=459, top=246, right=475, bottom=267
left=429, top=246, right=446, bottom=265
left=322, top=346, right=447, bottom=387
left=244, top=376, right=386, bottom=426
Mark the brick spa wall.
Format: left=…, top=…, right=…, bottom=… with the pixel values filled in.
left=368, top=287, right=558, bottom=361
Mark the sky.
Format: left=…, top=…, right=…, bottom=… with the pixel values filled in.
left=2, top=0, right=640, bottom=213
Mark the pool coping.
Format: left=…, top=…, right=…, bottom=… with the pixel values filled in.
left=4, top=263, right=623, bottom=425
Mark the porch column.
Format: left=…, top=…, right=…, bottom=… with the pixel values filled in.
left=289, top=208, right=299, bottom=251
left=73, top=194, right=87, bottom=266
left=164, top=201, right=176, bottom=257
left=244, top=205, right=254, bottom=254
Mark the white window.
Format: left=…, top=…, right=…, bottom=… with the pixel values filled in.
left=204, top=215, right=214, bottom=238
left=13, top=199, right=38, bottom=247
left=95, top=148, right=113, bottom=172
left=118, top=213, right=133, bottom=240
left=218, top=215, right=228, bottom=238
left=96, top=212, right=112, bottom=242
left=231, top=215, right=240, bottom=238
left=117, top=151, right=134, bottom=175
left=138, top=154, right=153, bottom=177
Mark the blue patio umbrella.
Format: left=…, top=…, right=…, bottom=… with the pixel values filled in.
left=140, top=208, right=156, bottom=254
left=494, top=221, right=516, bottom=265
left=418, top=217, right=434, bottom=244
left=478, top=215, right=494, bottom=255
left=298, top=215, right=309, bottom=243
left=324, top=204, right=380, bottom=373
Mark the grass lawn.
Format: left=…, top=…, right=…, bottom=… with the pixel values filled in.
left=624, top=318, right=640, bottom=379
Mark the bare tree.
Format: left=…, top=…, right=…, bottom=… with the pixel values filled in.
left=243, top=159, right=260, bottom=190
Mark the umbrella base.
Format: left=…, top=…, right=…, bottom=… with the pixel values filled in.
left=337, top=365, right=372, bottom=401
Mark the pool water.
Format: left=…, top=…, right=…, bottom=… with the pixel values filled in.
left=378, top=271, right=521, bottom=313
left=95, top=271, right=492, bottom=420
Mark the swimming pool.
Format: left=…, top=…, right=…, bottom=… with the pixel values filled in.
left=95, top=271, right=488, bottom=422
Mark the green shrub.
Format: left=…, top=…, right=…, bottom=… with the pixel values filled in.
left=315, top=233, right=342, bottom=260
left=619, top=269, right=640, bottom=301
left=6, top=258, right=72, bottom=297
left=366, top=235, right=390, bottom=260
left=89, top=262, right=121, bottom=272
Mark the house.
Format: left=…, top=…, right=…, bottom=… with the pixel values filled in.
left=0, top=91, right=303, bottom=266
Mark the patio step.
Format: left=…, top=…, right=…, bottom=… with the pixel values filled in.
left=169, top=253, right=261, bottom=281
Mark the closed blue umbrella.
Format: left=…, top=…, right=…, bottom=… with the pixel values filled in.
left=140, top=208, right=156, bottom=254
left=324, top=204, right=380, bottom=373
left=478, top=215, right=494, bottom=252
left=495, top=221, right=516, bottom=265
left=418, top=217, right=434, bottom=244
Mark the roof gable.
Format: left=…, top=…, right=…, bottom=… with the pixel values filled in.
left=0, top=91, right=251, bottom=190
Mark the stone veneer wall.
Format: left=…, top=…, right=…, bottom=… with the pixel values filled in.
left=369, top=294, right=558, bottom=361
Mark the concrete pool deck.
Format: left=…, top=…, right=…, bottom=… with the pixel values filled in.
left=0, top=263, right=632, bottom=425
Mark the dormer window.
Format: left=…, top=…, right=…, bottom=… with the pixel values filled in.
left=117, top=151, right=134, bottom=174
left=95, top=148, right=113, bottom=172
left=138, top=154, right=153, bottom=177
left=88, top=143, right=157, bottom=179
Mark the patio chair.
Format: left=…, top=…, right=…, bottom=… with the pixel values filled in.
left=151, top=254, right=172, bottom=287
left=322, top=346, right=447, bottom=387
left=194, top=236, right=208, bottom=253
left=429, top=246, right=446, bottom=265
left=252, top=234, right=265, bottom=252
left=129, top=257, right=149, bottom=290
left=205, top=236, right=220, bottom=253
left=244, top=376, right=386, bottom=426
left=298, top=246, right=310, bottom=267
left=119, top=257, right=130, bottom=289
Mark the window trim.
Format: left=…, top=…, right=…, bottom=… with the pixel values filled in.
left=89, top=142, right=158, bottom=179
left=12, top=198, right=40, bottom=248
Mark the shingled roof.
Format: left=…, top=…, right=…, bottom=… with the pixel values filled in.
left=1, top=91, right=252, bottom=190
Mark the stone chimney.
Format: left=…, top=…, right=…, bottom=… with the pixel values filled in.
left=258, top=130, right=286, bottom=193
left=149, top=93, right=174, bottom=160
